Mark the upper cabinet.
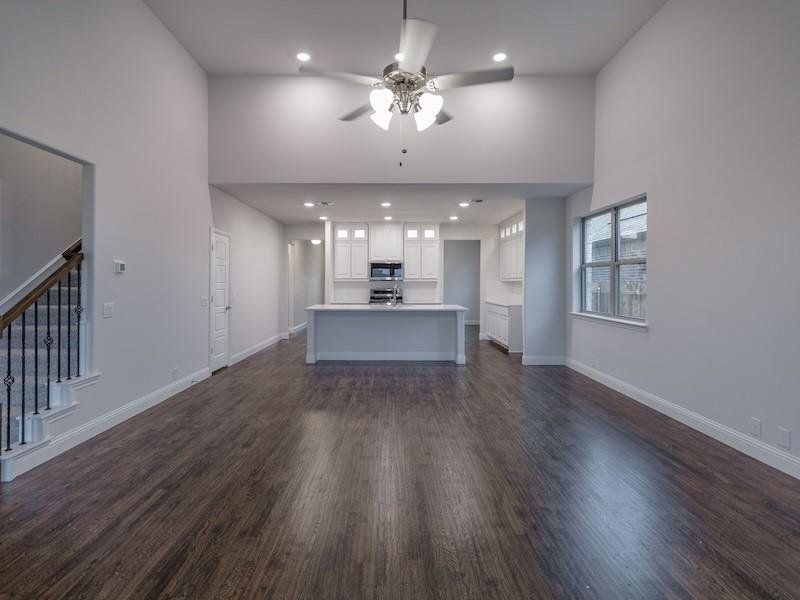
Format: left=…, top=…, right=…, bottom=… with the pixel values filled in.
left=499, top=213, right=524, bottom=282
left=404, top=224, right=439, bottom=280
left=369, top=223, right=403, bottom=262
left=334, top=223, right=369, bottom=281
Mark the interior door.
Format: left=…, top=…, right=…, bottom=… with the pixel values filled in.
left=210, top=231, right=231, bottom=371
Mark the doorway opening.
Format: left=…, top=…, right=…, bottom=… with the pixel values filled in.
left=443, top=240, right=480, bottom=326
left=287, top=239, right=324, bottom=336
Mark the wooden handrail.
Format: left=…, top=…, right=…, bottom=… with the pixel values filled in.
left=62, top=239, right=82, bottom=259
left=0, top=246, right=84, bottom=332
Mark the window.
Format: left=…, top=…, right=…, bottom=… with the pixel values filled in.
left=580, top=198, right=647, bottom=320
left=423, top=227, right=436, bottom=239
left=353, top=227, right=367, bottom=239
left=518, top=220, right=524, bottom=232
left=336, top=226, right=349, bottom=240
left=406, top=227, right=419, bottom=239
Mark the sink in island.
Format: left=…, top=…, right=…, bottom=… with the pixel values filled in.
left=305, top=304, right=468, bottom=365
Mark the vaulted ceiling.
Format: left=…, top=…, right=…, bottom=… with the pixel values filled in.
left=145, top=0, right=667, bottom=76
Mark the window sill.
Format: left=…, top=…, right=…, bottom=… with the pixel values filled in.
left=569, top=312, right=648, bottom=330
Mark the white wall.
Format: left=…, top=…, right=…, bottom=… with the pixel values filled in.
left=209, top=75, right=595, bottom=184
left=0, top=0, right=212, bottom=473
left=443, top=240, right=480, bottom=323
left=566, top=0, right=800, bottom=475
left=523, top=198, right=565, bottom=364
left=211, top=186, right=287, bottom=355
left=0, top=133, right=83, bottom=301
left=285, top=223, right=324, bottom=241
left=288, top=239, right=324, bottom=328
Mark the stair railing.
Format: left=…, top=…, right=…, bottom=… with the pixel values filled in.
left=0, top=240, right=83, bottom=454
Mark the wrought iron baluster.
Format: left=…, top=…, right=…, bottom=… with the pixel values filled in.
left=20, top=311, right=26, bottom=445
left=76, top=262, right=82, bottom=378
left=34, top=300, right=39, bottom=415
left=4, top=325, right=12, bottom=452
left=46, top=289, right=53, bottom=410
left=67, top=271, right=72, bottom=381
left=57, top=279, right=62, bottom=383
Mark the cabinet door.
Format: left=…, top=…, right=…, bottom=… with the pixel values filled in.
left=386, top=224, right=403, bottom=261
left=421, top=241, right=439, bottom=279
left=369, top=224, right=385, bottom=261
left=404, top=242, right=421, bottom=279
left=499, top=241, right=510, bottom=280
left=515, top=236, right=524, bottom=280
left=334, top=242, right=351, bottom=279
left=334, top=224, right=350, bottom=242
left=350, top=241, right=369, bottom=279
left=498, top=315, right=509, bottom=344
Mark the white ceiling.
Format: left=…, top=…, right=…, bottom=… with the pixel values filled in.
left=145, top=0, right=666, bottom=76
left=215, top=183, right=586, bottom=225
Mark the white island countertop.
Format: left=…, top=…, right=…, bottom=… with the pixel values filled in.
left=306, top=304, right=467, bottom=312
left=305, top=304, right=468, bottom=364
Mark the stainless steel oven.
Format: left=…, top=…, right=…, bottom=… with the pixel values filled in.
left=369, top=262, right=403, bottom=281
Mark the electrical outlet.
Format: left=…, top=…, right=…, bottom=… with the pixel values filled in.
left=749, top=418, right=762, bottom=438
left=102, top=302, right=114, bottom=319
left=171, top=367, right=181, bottom=381
left=778, top=427, right=792, bottom=450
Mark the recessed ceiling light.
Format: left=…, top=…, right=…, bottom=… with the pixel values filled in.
left=459, top=202, right=470, bottom=207
left=394, top=52, right=404, bottom=61
left=384, top=216, right=393, bottom=221
left=296, top=51, right=311, bottom=62
left=303, top=202, right=314, bottom=207
left=319, top=215, right=328, bottom=221
left=492, top=52, right=507, bottom=63
left=310, top=239, right=322, bottom=245
left=381, top=202, right=392, bottom=207
left=449, top=215, right=459, bottom=221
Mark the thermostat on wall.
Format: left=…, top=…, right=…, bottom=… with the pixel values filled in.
left=114, top=260, right=126, bottom=274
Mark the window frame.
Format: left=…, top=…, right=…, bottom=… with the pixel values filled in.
left=580, top=196, right=647, bottom=321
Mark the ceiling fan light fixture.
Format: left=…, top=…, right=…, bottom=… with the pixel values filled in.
left=369, top=88, right=395, bottom=113
left=370, top=110, right=393, bottom=131
left=414, top=92, right=443, bottom=131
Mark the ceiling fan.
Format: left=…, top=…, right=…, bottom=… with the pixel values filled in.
left=298, top=0, right=515, bottom=132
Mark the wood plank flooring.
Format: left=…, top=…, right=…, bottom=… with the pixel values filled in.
left=2, top=327, right=800, bottom=599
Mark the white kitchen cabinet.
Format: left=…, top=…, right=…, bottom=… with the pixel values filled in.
left=499, top=213, right=524, bottom=282
left=404, top=224, right=439, bottom=280
left=485, top=302, right=522, bottom=352
left=420, top=241, right=440, bottom=280
left=369, top=223, right=403, bottom=262
left=350, top=241, right=369, bottom=279
left=334, top=242, right=351, bottom=279
left=334, top=223, right=369, bottom=280
left=404, top=242, right=421, bottom=279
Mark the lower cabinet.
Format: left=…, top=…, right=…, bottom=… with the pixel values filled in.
left=485, top=302, right=522, bottom=353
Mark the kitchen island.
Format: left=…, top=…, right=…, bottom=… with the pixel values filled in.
left=305, top=304, right=467, bottom=364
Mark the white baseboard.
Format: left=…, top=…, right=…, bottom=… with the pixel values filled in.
left=230, top=333, right=285, bottom=365
left=2, top=368, right=210, bottom=481
left=566, top=358, right=800, bottom=481
left=289, top=321, right=308, bottom=335
left=522, top=355, right=566, bottom=366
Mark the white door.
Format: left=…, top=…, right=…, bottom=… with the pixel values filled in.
left=421, top=241, right=439, bottom=280
left=334, top=242, right=352, bottom=279
left=404, top=242, right=421, bottom=279
left=210, top=231, right=231, bottom=371
left=351, top=241, right=369, bottom=279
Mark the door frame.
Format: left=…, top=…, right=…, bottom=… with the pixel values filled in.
left=209, top=227, right=232, bottom=371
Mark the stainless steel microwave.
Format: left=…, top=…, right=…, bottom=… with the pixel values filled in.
left=370, top=262, right=403, bottom=281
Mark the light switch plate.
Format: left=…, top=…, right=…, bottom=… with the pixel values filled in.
left=749, top=417, right=762, bottom=438
left=102, top=302, right=114, bottom=318
left=778, top=427, right=791, bottom=450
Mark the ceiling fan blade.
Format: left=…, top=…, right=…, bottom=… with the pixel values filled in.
left=435, top=110, right=453, bottom=125
left=299, top=64, right=381, bottom=87
left=398, top=18, right=438, bottom=73
left=339, top=104, right=372, bottom=122
left=429, top=66, right=515, bottom=91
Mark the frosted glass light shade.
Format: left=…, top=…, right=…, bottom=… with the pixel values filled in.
left=369, top=88, right=395, bottom=113
left=414, top=93, right=444, bottom=131
left=370, top=110, right=393, bottom=131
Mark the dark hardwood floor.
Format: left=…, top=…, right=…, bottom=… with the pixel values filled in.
left=2, top=327, right=800, bottom=599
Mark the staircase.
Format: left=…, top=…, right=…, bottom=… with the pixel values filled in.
left=0, top=241, right=83, bottom=457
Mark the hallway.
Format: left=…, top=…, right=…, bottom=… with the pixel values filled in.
left=2, top=330, right=799, bottom=599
